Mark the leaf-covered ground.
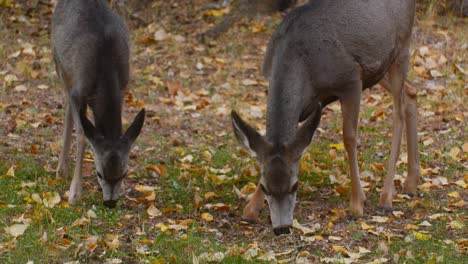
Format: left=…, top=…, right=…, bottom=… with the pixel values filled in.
left=0, top=1, right=466, bottom=263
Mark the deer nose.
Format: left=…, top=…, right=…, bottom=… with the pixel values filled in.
left=103, top=199, right=118, bottom=208
left=273, top=225, right=292, bottom=235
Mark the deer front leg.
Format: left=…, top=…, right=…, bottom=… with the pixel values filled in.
left=341, top=86, right=366, bottom=215
left=242, top=183, right=265, bottom=222
left=403, top=84, right=420, bottom=195
left=57, top=104, right=73, bottom=179
left=69, top=131, right=85, bottom=205
left=379, top=55, right=410, bottom=209
left=68, top=91, right=85, bottom=205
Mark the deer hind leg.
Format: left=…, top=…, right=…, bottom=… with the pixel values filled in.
left=340, top=82, right=365, bottom=215
left=242, top=183, right=265, bottom=222
left=57, top=103, right=73, bottom=179
left=379, top=51, right=409, bottom=209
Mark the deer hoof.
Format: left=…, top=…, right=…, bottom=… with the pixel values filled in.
left=350, top=191, right=365, bottom=215
left=379, top=192, right=394, bottom=210
left=56, top=166, right=69, bottom=179
left=242, top=207, right=261, bottom=223
left=240, top=217, right=257, bottom=224
left=403, top=184, right=418, bottom=197
left=68, top=195, right=80, bottom=205
left=350, top=204, right=364, bottom=216
left=68, top=187, right=82, bottom=205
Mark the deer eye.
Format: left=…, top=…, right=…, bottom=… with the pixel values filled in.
left=97, top=172, right=103, bottom=179
left=260, top=184, right=270, bottom=195
left=290, top=182, right=299, bottom=193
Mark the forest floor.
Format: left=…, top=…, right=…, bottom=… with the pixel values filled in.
left=0, top=1, right=466, bottom=263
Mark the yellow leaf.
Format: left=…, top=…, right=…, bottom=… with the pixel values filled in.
left=6, top=165, right=15, bottom=177
left=448, top=220, right=464, bottom=230
left=134, top=185, right=154, bottom=193
left=448, top=191, right=460, bottom=198
left=462, top=142, right=468, bottom=153
left=201, top=212, right=214, bottom=222
left=156, top=223, right=169, bottom=232
left=413, top=231, right=431, bottom=241
left=361, top=221, right=375, bottom=230
left=405, top=224, right=419, bottom=230
left=450, top=147, right=461, bottom=160
left=331, top=245, right=348, bottom=254
left=329, top=143, right=344, bottom=150
left=147, top=204, right=162, bottom=217
left=240, top=182, right=256, bottom=195
left=204, top=192, right=218, bottom=200
left=203, top=8, right=230, bottom=17
left=454, top=180, right=467, bottom=189
left=452, top=200, right=467, bottom=207
left=251, top=21, right=265, bottom=33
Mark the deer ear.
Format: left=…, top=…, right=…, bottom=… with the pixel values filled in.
left=79, top=107, right=99, bottom=142
left=231, top=110, right=268, bottom=157
left=288, top=103, right=322, bottom=159
left=123, top=108, right=145, bottom=144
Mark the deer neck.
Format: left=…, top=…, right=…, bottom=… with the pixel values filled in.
left=266, top=76, right=304, bottom=145
left=91, top=75, right=123, bottom=140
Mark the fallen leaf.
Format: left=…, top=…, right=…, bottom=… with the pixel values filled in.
left=204, top=192, right=218, bottom=200
left=332, top=245, right=348, bottom=254
left=6, top=166, right=15, bottom=177
left=292, top=219, right=318, bottom=235
left=418, top=220, right=432, bottom=227
left=450, top=147, right=461, bottom=160
left=134, top=185, right=154, bottom=193
left=87, top=209, right=97, bottom=218
left=371, top=216, right=389, bottom=223
left=361, top=221, right=375, bottom=230
left=448, top=191, right=460, bottom=198
left=71, top=217, right=90, bottom=227
left=451, top=200, right=467, bottom=207
left=462, top=142, right=468, bottom=153
left=413, top=231, right=431, bottom=241
left=43, top=192, right=61, bottom=208
left=330, top=143, right=345, bottom=150
left=147, top=204, right=162, bottom=218
left=105, top=235, right=120, bottom=249
left=448, top=220, right=464, bottom=230
left=4, top=224, right=28, bottom=237
left=200, top=212, right=214, bottom=222
left=405, top=224, right=419, bottom=230
left=328, top=236, right=342, bottom=241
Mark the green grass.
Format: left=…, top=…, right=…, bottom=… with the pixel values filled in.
left=0, top=157, right=270, bottom=263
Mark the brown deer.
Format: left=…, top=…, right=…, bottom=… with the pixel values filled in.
left=232, top=0, right=420, bottom=235
left=52, top=0, right=145, bottom=208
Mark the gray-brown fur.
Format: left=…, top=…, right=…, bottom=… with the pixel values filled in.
left=232, top=0, right=420, bottom=234
left=52, top=0, right=145, bottom=207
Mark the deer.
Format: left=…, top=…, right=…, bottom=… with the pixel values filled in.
left=52, top=0, right=145, bottom=208
left=231, top=0, right=421, bottom=235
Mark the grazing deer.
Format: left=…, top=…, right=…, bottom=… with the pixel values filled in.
left=52, top=0, right=145, bottom=208
left=231, top=0, right=420, bottom=235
